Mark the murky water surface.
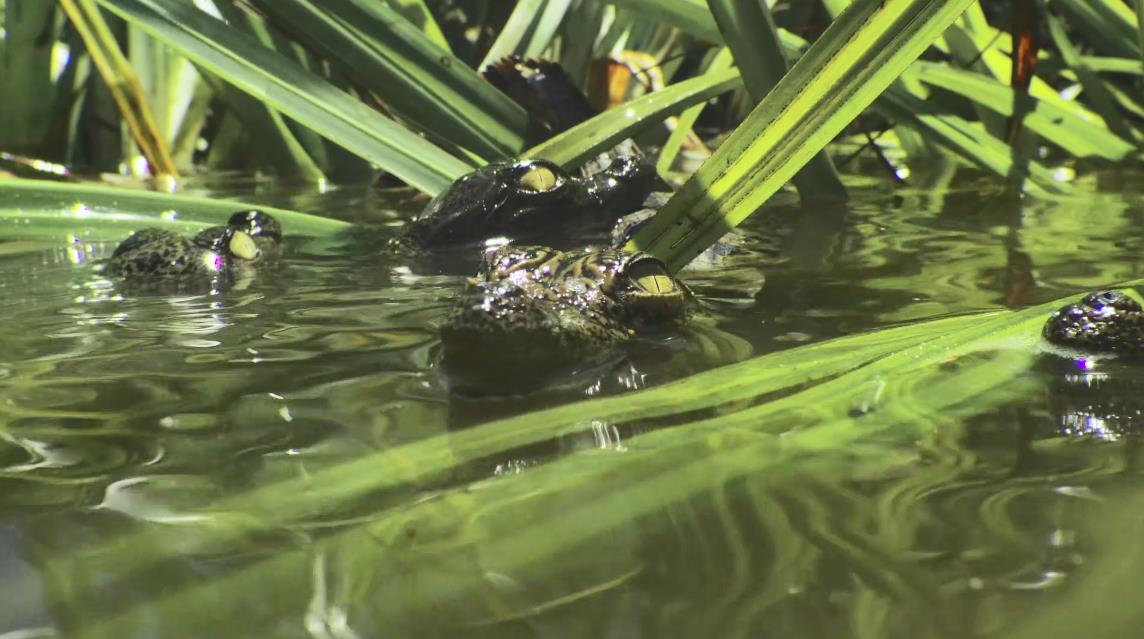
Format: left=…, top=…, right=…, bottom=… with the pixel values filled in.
left=3, top=167, right=1144, bottom=638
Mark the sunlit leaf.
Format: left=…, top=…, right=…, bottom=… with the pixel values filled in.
left=910, top=62, right=1135, bottom=160
left=526, top=68, right=741, bottom=168
left=707, top=0, right=845, bottom=200
left=628, top=0, right=1013, bottom=272
left=0, top=179, right=350, bottom=241
left=94, top=0, right=472, bottom=194
left=247, top=0, right=528, bottom=160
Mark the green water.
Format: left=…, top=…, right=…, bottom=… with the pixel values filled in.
left=2, top=167, right=1144, bottom=638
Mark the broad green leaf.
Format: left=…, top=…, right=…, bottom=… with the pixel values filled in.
left=93, top=0, right=472, bottom=195
left=0, top=178, right=351, bottom=241
left=707, top=0, right=846, bottom=200
left=247, top=0, right=528, bottom=160
left=909, top=62, right=1136, bottom=161
left=526, top=68, right=741, bottom=168
left=628, top=0, right=1009, bottom=273
left=479, top=0, right=573, bottom=70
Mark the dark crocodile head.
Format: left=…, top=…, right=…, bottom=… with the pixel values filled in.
left=440, top=244, right=686, bottom=394
left=402, top=157, right=664, bottom=250
left=1040, top=291, right=1144, bottom=439
left=104, top=210, right=281, bottom=285
left=1043, top=291, right=1144, bottom=355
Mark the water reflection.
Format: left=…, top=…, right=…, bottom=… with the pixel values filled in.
left=3, top=173, right=1144, bottom=636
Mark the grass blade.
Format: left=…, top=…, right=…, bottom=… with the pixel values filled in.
left=28, top=285, right=1118, bottom=631
left=607, top=0, right=721, bottom=42
left=385, top=0, right=450, bottom=49
left=248, top=0, right=528, bottom=160
left=479, top=0, right=573, bottom=70
left=876, top=86, right=1069, bottom=195
left=526, top=68, right=741, bottom=168
left=1045, top=12, right=1137, bottom=141
left=94, top=0, right=472, bottom=194
left=60, top=0, right=179, bottom=176
left=707, top=0, right=846, bottom=201
left=909, top=62, right=1135, bottom=160
left=657, top=48, right=734, bottom=175
left=0, top=178, right=351, bottom=240
left=627, top=0, right=1000, bottom=273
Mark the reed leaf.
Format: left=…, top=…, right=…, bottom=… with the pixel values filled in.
left=1052, top=0, right=1140, bottom=60
left=607, top=0, right=721, bottom=42
left=385, top=0, right=449, bottom=49
left=1045, top=12, right=1137, bottom=142
left=60, top=0, right=179, bottom=176
left=27, top=282, right=1114, bottom=633
left=479, top=0, right=573, bottom=70
left=0, top=0, right=57, bottom=154
left=707, top=0, right=846, bottom=201
left=657, top=48, right=734, bottom=175
left=909, top=62, right=1136, bottom=161
left=526, top=68, right=741, bottom=168
left=875, top=87, right=1069, bottom=195
left=627, top=0, right=1001, bottom=273
left=247, top=0, right=528, bottom=160
left=0, top=179, right=350, bottom=241
left=93, top=0, right=472, bottom=195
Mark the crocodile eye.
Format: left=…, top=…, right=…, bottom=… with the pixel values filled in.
left=626, top=258, right=677, bottom=297
left=228, top=231, right=261, bottom=261
left=518, top=165, right=558, bottom=192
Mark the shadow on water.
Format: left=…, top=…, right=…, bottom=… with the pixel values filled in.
left=5, top=171, right=1144, bottom=637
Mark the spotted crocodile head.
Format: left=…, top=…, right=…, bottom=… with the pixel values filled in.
left=439, top=243, right=686, bottom=394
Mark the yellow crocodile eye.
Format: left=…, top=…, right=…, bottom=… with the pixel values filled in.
left=228, top=231, right=261, bottom=260
left=626, top=259, right=677, bottom=296
left=518, top=165, right=558, bottom=192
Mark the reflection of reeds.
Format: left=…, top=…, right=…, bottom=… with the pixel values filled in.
left=11, top=287, right=1124, bottom=634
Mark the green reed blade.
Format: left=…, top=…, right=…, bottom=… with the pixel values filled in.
left=607, top=0, right=721, bottom=42
left=874, top=87, right=1068, bottom=196
left=385, top=0, right=450, bottom=49
left=94, top=0, right=471, bottom=195
left=626, top=0, right=985, bottom=273
left=909, top=62, right=1135, bottom=161
left=247, top=0, right=528, bottom=161
left=0, top=179, right=350, bottom=241
left=45, top=280, right=1122, bottom=633
left=526, top=68, right=741, bottom=168
left=479, top=0, right=573, bottom=70
left=707, top=0, right=846, bottom=201
left=657, top=48, right=734, bottom=175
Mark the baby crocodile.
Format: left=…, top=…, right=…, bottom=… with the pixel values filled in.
left=400, top=57, right=666, bottom=253
left=402, top=156, right=664, bottom=250
left=105, top=209, right=281, bottom=285
left=1042, top=290, right=1144, bottom=354
left=1041, top=290, right=1144, bottom=439
left=440, top=243, right=687, bottom=394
